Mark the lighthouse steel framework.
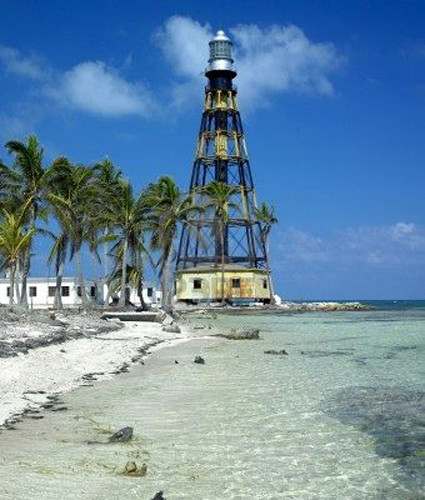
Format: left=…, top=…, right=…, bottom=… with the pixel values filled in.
left=175, top=30, right=272, bottom=303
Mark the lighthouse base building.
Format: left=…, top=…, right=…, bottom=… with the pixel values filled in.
left=176, top=265, right=270, bottom=303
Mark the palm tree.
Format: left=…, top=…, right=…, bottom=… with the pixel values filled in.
left=96, top=179, right=148, bottom=308
left=4, top=135, right=54, bottom=307
left=47, top=160, right=98, bottom=308
left=0, top=209, right=35, bottom=305
left=201, top=181, right=239, bottom=304
left=254, top=202, right=278, bottom=303
left=93, top=159, right=122, bottom=301
left=145, top=176, right=195, bottom=313
left=42, top=157, right=75, bottom=309
left=0, top=168, right=27, bottom=303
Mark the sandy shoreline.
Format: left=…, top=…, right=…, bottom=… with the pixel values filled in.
left=0, top=317, right=192, bottom=429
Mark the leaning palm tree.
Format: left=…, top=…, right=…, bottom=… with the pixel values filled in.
left=0, top=208, right=35, bottom=305
left=145, top=176, right=196, bottom=313
left=201, top=181, right=240, bottom=304
left=4, top=135, right=54, bottom=307
left=254, top=202, right=278, bottom=302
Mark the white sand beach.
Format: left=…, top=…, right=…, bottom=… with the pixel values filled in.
left=0, top=318, right=191, bottom=428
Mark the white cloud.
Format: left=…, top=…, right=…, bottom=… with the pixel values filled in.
left=0, top=43, right=153, bottom=118
left=232, top=24, right=340, bottom=105
left=156, top=16, right=342, bottom=110
left=0, top=44, right=45, bottom=80
left=2, top=17, right=341, bottom=118
left=48, top=61, right=153, bottom=117
left=156, top=16, right=212, bottom=79
left=391, top=221, right=415, bottom=240
left=155, top=16, right=212, bottom=109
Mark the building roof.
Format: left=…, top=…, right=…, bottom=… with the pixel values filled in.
left=0, top=277, right=157, bottom=286
left=177, top=264, right=268, bottom=274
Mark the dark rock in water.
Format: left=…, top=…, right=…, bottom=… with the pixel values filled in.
left=151, top=492, right=166, bottom=500
left=194, top=355, right=205, bottom=365
left=108, top=426, right=133, bottom=443
left=175, top=360, right=179, bottom=364
left=221, top=327, right=260, bottom=340
left=264, top=349, right=288, bottom=355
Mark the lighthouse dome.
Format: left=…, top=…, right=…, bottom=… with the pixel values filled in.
left=207, top=30, right=235, bottom=73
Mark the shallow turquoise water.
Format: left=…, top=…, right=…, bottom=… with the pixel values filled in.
left=0, top=308, right=424, bottom=499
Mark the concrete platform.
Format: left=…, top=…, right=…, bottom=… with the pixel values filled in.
left=101, top=311, right=159, bottom=322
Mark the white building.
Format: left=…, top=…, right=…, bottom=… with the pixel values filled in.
left=0, top=277, right=160, bottom=309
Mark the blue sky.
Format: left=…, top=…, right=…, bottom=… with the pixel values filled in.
left=1, top=0, right=424, bottom=299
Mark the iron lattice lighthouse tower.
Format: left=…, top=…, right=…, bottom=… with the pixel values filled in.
left=175, top=30, right=272, bottom=303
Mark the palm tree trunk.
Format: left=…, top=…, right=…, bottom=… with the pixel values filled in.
left=104, top=282, right=111, bottom=307
left=160, top=271, right=166, bottom=312
left=118, top=239, right=128, bottom=308
left=103, top=228, right=110, bottom=306
left=14, top=259, right=21, bottom=304
left=75, top=249, right=88, bottom=307
left=103, top=228, right=108, bottom=279
left=138, top=278, right=147, bottom=311
left=220, top=220, right=225, bottom=305
left=19, top=208, right=35, bottom=309
left=161, top=247, right=174, bottom=314
left=9, top=262, right=16, bottom=306
left=54, top=258, right=65, bottom=309
left=19, top=246, right=29, bottom=308
left=262, top=235, right=275, bottom=304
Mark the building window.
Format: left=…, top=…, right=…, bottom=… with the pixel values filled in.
left=61, top=286, right=70, bottom=297
left=193, top=279, right=202, bottom=290
left=29, top=286, right=37, bottom=297
left=147, top=287, right=153, bottom=297
left=6, top=287, right=10, bottom=297
left=77, top=286, right=95, bottom=297
left=232, top=278, right=241, bottom=288
left=48, top=286, right=56, bottom=297
left=263, top=279, right=268, bottom=289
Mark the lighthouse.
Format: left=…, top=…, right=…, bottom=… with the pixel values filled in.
left=175, top=30, right=272, bottom=303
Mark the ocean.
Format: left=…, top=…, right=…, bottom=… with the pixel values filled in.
left=0, top=301, right=424, bottom=499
